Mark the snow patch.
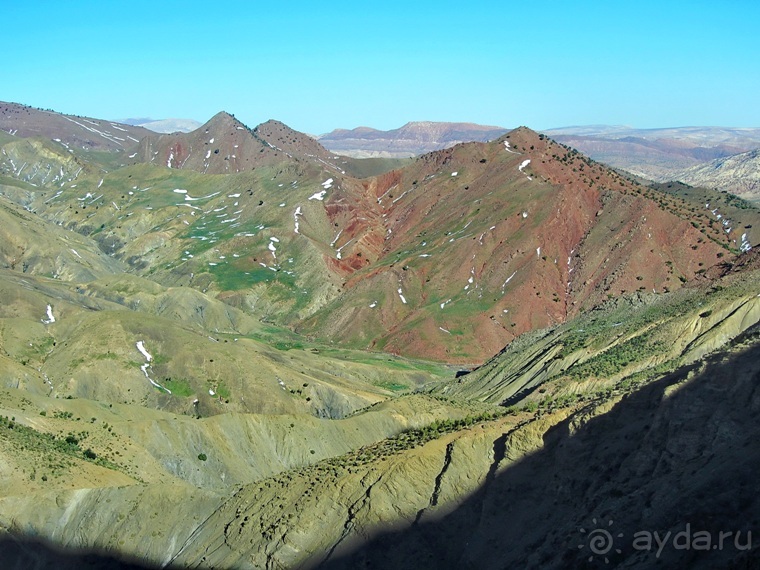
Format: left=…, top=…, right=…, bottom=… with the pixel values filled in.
left=136, top=341, right=152, bottom=362
left=502, top=271, right=517, bottom=289
left=518, top=159, right=533, bottom=180
left=336, top=238, right=353, bottom=259
left=503, top=140, right=518, bottom=153
left=741, top=232, right=752, bottom=253
left=294, top=206, right=303, bottom=234
left=42, top=304, right=55, bottom=324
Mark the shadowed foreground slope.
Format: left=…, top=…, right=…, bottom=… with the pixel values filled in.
left=0, top=535, right=165, bottom=570
left=316, top=332, right=760, bottom=569
left=1, top=329, right=758, bottom=569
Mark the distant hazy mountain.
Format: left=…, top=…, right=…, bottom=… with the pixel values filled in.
left=543, top=125, right=760, bottom=183
left=545, top=125, right=760, bottom=145
left=120, top=117, right=202, bottom=133
left=675, top=148, right=760, bottom=201
left=318, top=121, right=510, bottom=158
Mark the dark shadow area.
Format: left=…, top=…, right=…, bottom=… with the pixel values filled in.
left=0, top=534, right=168, bottom=570
left=314, top=336, right=760, bottom=569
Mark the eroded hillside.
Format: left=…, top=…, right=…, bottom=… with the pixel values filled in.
left=2, top=288, right=758, bottom=569
left=1, top=106, right=759, bottom=568
left=2, top=108, right=755, bottom=363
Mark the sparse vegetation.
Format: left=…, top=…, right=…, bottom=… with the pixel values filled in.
left=163, top=377, right=194, bottom=397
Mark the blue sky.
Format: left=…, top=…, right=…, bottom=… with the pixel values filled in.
left=3, top=1, right=759, bottom=133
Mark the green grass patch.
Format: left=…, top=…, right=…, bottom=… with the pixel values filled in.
left=151, top=353, right=169, bottom=366
left=209, top=262, right=296, bottom=291
left=163, top=378, right=194, bottom=397
left=376, top=381, right=409, bottom=392
left=319, top=349, right=451, bottom=377
left=216, top=382, right=231, bottom=400
left=342, top=157, right=412, bottom=178
left=93, top=352, right=120, bottom=361
left=272, top=339, right=305, bottom=351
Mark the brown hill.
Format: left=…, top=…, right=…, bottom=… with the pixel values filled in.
left=297, top=128, right=733, bottom=362
left=0, top=101, right=151, bottom=152
left=255, top=119, right=342, bottom=164
left=137, top=111, right=276, bottom=174
left=136, top=112, right=350, bottom=176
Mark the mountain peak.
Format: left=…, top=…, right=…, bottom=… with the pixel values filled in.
left=202, top=111, right=246, bottom=131
left=254, top=118, right=336, bottom=160
left=211, top=110, right=235, bottom=120
left=256, top=118, right=288, bottom=129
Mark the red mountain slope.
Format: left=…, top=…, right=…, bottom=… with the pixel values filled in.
left=297, top=128, right=730, bottom=363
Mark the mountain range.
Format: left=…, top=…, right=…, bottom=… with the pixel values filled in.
left=89, top=117, right=760, bottom=202
left=317, top=121, right=510, bottom=158
left=1, top=102, right=759, bottom=569
left=4, top=105, right=753, bottom=362
left=317, top=121, right=760, bottom=201
left=544, top=125, right=760, bottom=195
left=120, top=117, right=203, bottom=134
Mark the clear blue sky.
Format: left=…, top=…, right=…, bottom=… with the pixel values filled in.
left=3, top=1, right=759, bottom=133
